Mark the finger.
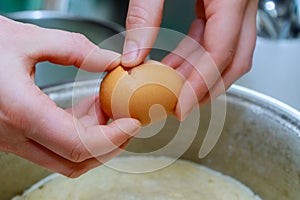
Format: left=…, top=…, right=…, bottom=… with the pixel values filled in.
left=162, top=19, right=205, bottom=69
left=15, top=138, right=131, bottom=178
left=175, top=47, right=206, bottom=80
left=122, top=0, right=164, bottom=67
left=195, top=0, right=206, bottom=20
left=144, top=60, right=166, bottom=65
left=14, top=139, right=101, bottom=178
left=66, top=95, right=96, bottom=117
left=9, top=66, right=140, bottom=163
left=175, top=1, right=250, bottom=120
left=199, top=1, right=248, bottom=71
left=79, top=118, right=140, bottom=158
left=26, top=26, right=121, bottom=72
left=200, top=1, right=258, bottom=105
left=175, top=52, right=219, bottom=120
left=27, top=100, right=141, bottom=162
left=95, top=137, right=132, bottom=164
left=169, top=19, right=206, bottom=79
left=67, top=95, right=108, bottom=126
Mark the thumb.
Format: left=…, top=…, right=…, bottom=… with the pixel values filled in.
left=122, top=0, right=164, bottom=67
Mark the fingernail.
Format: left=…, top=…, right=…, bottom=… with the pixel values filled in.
left=176, top=83, right=198, bottom=121
left=177, top=102, right=194, bottom=122
left=176, top=99, right=191, bottom=121
left=179, top=103, right=195, bottom=121
left=122, top=40, right=138, bottom=65
left=116, top=118, right=141, bottom=136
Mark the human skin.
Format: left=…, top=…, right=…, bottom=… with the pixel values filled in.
left=0, top=16, right=141, bottom=178
left=122, top=0, right=258, bottom=120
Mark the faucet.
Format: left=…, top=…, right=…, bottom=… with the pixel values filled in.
left=42, top=0, right=70, bottom=12
left=257, top=0, right=300, bottom=39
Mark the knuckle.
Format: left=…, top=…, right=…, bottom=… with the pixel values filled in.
left=62, top=162, right=101, bottom=178
left=70, top=32, right=90, bottom=47
left=224, top=49, right=235, bottom=67
left=64, top=169, right=84, bottom=178
left=210, top=49, right=235, bottom=71
left=69, top=141, right=88, bottom=162
left=65, top=32, right=92, bottom=66
left=126, top=5, right=150, bottom=28
left=239, top=60, right=252, bottom=75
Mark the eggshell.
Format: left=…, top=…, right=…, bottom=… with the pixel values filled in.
left=100, top=62, right=183, bottom=126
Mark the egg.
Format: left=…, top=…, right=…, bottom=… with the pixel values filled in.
left=100, top=62, right=184, bottom=126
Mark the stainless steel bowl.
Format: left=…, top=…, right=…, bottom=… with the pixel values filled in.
left=0, top=80, right=299, bottom=200
left=5, top=10, right=125, bottom=88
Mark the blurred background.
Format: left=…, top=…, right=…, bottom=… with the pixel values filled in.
left=1, top=0, right=300, bottom=111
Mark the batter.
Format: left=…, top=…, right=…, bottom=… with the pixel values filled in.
left=13, top=156, right=262, bottom=200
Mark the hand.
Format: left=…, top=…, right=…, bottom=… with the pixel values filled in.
left=0, top=16, right=141, bottom=178
left=122, top=0, right=258, bottom=120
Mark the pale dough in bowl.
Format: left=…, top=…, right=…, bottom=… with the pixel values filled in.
left=13, top=156, right=262, bottom=200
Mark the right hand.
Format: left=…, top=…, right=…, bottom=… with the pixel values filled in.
left=0, top=15, right=141, bottom=178
left=122, top=0, right=257, bottom=121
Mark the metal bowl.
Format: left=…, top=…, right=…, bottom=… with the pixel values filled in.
left=5, top=10, right=124, bottom=88
left=0, top=80, right=299, bottom=200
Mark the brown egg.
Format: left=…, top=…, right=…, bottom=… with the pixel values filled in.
left=100, top=62, right=184, bottom=126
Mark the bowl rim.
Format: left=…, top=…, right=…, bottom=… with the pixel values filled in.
left=42, top=79, right=300, bottom=135
left=4, top=10, right=125, bottom=34
left=229, top=84, right=300, bottom=134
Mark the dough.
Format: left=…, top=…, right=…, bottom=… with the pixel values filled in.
left=13, top=156, right=262, bottom=200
